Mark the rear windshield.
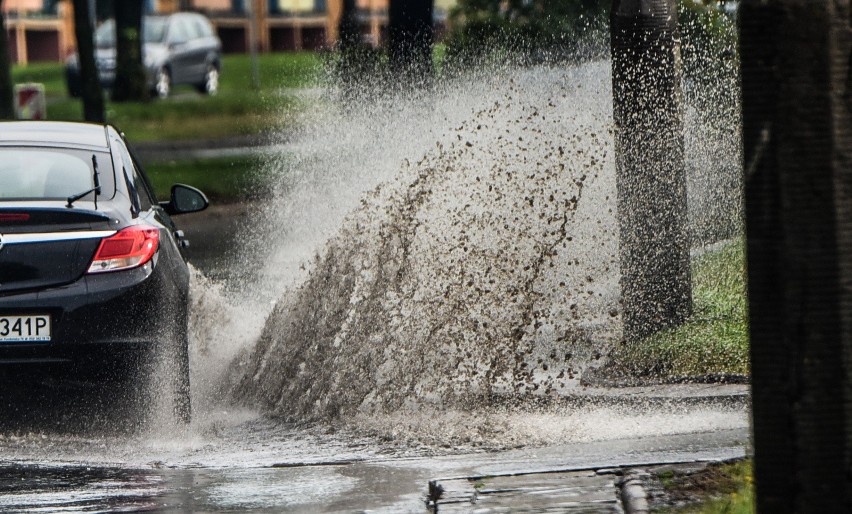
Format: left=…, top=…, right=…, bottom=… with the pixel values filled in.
left=0, top=148, right=115, bottom=201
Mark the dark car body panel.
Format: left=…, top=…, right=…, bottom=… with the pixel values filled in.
left=0, top=237, right=101, bottom=293
left=0, top=121, right=196, bottom=383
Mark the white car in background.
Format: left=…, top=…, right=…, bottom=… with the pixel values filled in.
left=65, top=12, right=222, bottom=99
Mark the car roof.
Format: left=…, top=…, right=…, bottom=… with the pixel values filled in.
left=0, top=121, right=109, bottom=150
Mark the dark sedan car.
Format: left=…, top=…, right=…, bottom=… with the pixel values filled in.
left=66, top=12, right=222, bottom=99
left=0, top=121, right=208, bottom=422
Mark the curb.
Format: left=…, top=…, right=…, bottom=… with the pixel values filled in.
left=478, top=383, right=750, bottom=412
left=620, top=471, right=650, bottom=514
left=426, top=460, right=730, bottom=513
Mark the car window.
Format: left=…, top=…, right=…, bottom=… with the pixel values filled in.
left=184, top=17, right=204, bottom=40
left=94, top=18, right=167, bottom=47
left=168, top=18, right=191, bottom=45
left=194, top=17, right=214, bottom=38
left=0, top=148, right=115, bottom=201
left=121, top=137, right=163, bottom=204
left=144, top=18, right=168, bottom=43
left=95, top=20, right=115, bottom=48
left=112, top=138, right=155, bottom=212
left=131, top=165, right=156, bottom=211
left=109, top=139, right=138, bottom=214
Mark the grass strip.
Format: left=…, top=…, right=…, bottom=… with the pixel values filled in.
left=657, top=460, right=754, bottom=513
left=612, top=240, right=749, bottom=377
left=144, top=155, right=267, bottom=204
left=11, top=52, right=322, bottom=142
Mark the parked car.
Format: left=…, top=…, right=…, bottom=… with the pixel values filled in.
left=0, top=121, right=208, bottom=422
left=65, top=12, right=222, bottom=99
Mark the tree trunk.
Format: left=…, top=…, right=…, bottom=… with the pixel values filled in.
left=333, top=0, right=382, bottom=101
left=610, top=0, right=691, bottom=342
left=111, top=0, right=148, bottom=102
left=388, top=0, right=433, bottom=87
left=0, top=1, right=16, bottom=120
left=73, top=0, right=105, bottom=122
left=742, top=0, right=852, bottom=510
left=338, top=0, right=359, bottom=51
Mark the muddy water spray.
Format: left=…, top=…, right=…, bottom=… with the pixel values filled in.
left=232, top=63, right=622, bottom=420
left=195, top=52, right=741, bottom=444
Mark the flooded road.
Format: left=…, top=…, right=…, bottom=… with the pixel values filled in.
left=0, top=359, right=749, bottom=512
left=0, top=369, right=749, bottom=511
left=0, top=418, right=748, bottom=512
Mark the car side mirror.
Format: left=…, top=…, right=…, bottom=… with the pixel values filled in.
left=161, top=184, right=208, bottom=215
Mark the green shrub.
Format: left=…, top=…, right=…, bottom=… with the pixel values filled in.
left=442, top=0, right=608, bottom=67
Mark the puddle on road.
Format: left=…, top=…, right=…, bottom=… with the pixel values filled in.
left=0, top=458, right=447, bottom=513
left=0, top=426, right=750, bottom=512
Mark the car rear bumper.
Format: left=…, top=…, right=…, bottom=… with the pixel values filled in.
left=0, top=259, right=187, bottom=372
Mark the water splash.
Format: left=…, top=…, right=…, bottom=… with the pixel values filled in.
left=232, top=63, right=622, bottom=421
left=195, top=32, right=742, bottom=443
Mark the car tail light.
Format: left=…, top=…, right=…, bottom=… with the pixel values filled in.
left=87, top=225, right=159, bottom=274
left=0, top=213, right=29, bottom=222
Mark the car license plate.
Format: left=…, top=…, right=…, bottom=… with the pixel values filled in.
left=0, top=315, right=51, bottom=342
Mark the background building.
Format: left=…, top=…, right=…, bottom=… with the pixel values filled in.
left=3, top=0, right=455, bottom=64
left=3, top=0, right=73, bottom=64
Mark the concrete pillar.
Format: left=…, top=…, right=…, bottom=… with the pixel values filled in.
left=254, top=0, right=268, bottom=52
left=326, top=0, right=341, bottom=45
left=294, top=22, right=302, bottom=50
left=15, top=24, right=27, bottom=65
left=370, top=15, right=380, bottom=46
left=157, top=0, right=179, bottom=13
left=742, top=0, right=852, bottom=510
left=610, top=0, right=692, bottom=342
left=58, top=0, right=75, bottom=57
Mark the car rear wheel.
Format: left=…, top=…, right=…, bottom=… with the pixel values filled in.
left=196, top=64, right=219, bottom=95
left=154, top=67, right=171, bottom=99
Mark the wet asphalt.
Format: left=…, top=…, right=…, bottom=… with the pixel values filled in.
left=0, top=354, right=750, bottom=512
left=0, top=415, right=748, bottom=513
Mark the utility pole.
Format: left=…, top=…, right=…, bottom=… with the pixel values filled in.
left=742, top=0, right=852, bottom=511
left=610, top=0, right=692, bottom=342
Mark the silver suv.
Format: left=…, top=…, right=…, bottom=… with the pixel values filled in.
left=66, top=12, right=222, bottom=99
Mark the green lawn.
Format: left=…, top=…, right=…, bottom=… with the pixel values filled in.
left=612, top=241, right=750, bottom=377
left=144, top=155, right=268, bottom=204
left=11, top=52, right=322, bottom=142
